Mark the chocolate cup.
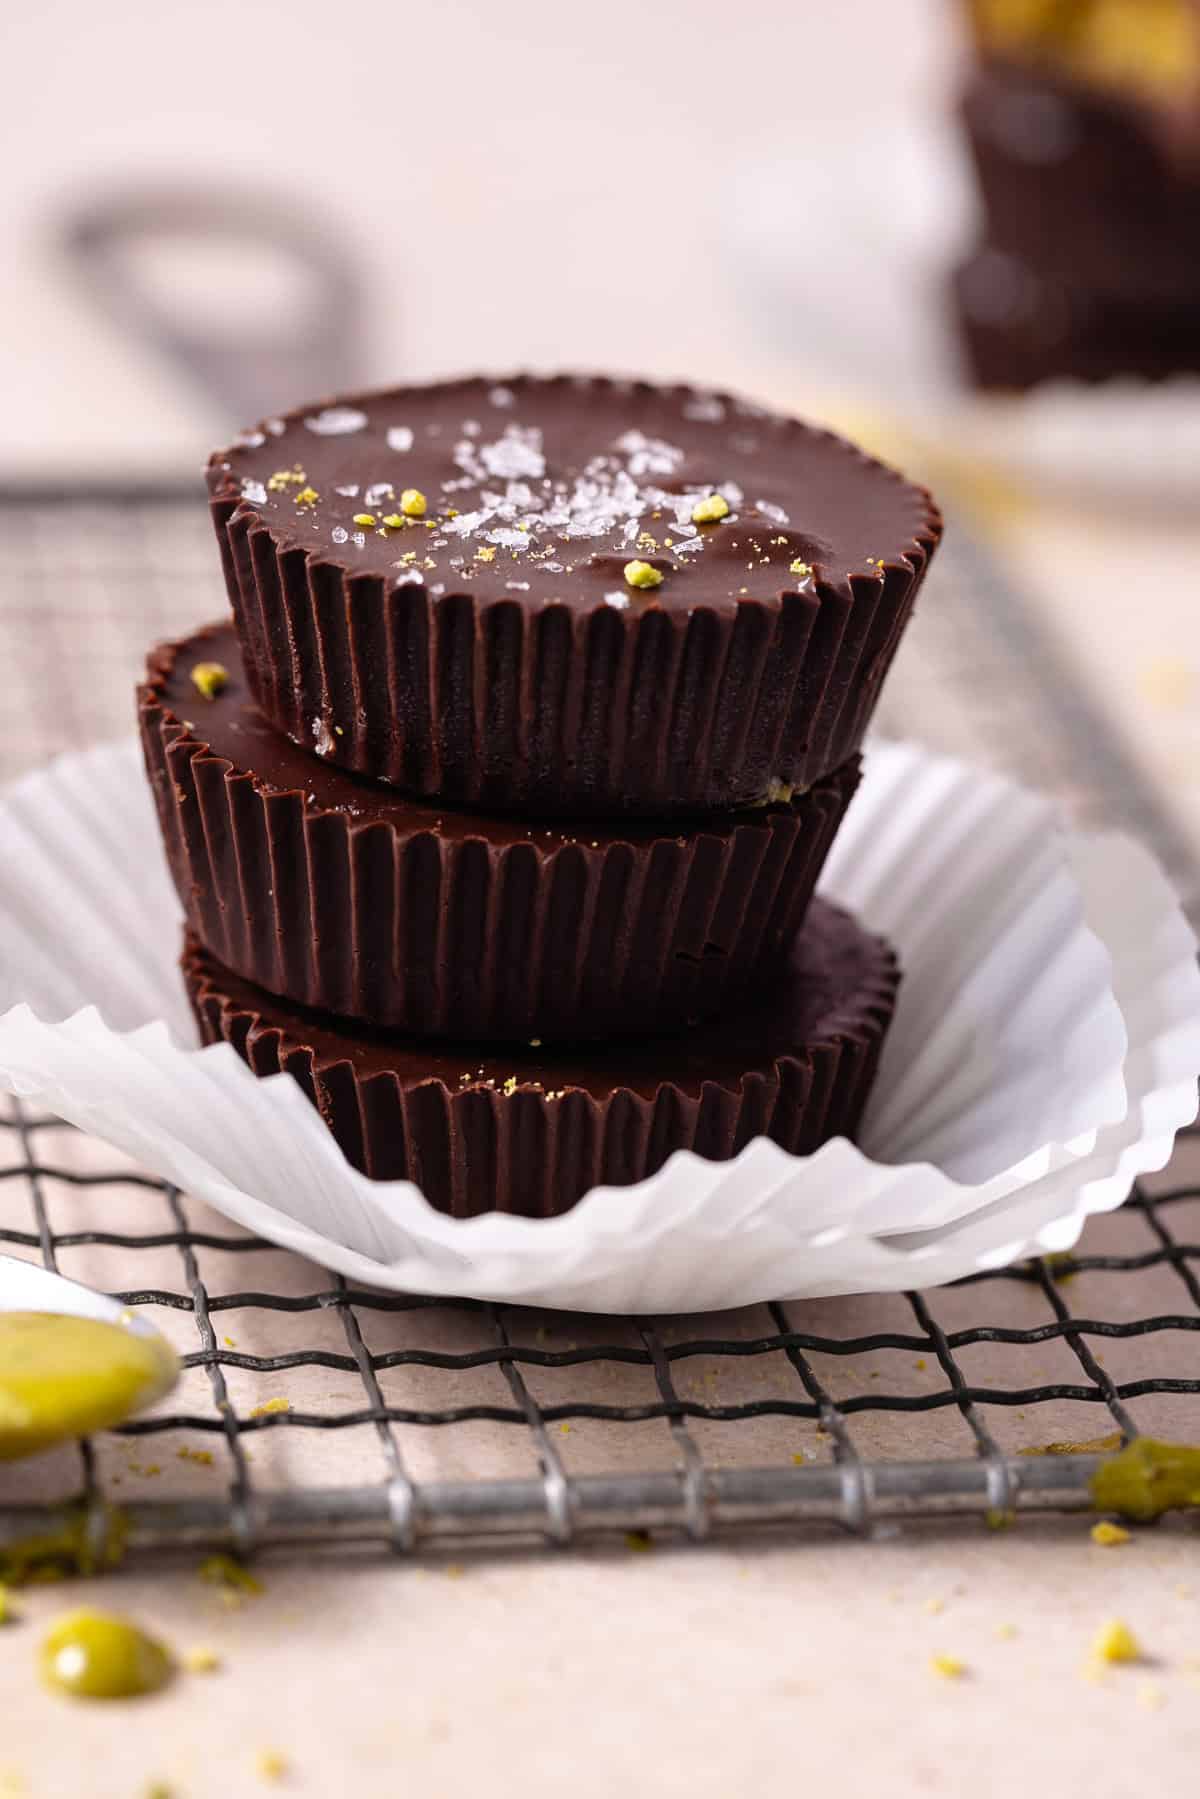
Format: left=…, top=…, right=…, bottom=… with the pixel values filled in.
left=140, top=623, right=862, bottom=1043
left=961, top=61, right=1200, bottom=301
left=182, top=898, right=900, bottom=1218
left=952, top=243, right=1200, bottom=389
left=206, top=373, right=941, bottom=817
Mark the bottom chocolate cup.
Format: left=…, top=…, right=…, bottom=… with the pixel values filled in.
left=183, top=900, right=900, bottom=1219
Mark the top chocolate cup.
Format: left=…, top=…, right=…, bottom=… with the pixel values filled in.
left=207, top=374, right=942, bottom=817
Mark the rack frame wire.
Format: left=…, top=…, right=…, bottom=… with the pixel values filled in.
left=3, top=1100, right=1198, bottom=1563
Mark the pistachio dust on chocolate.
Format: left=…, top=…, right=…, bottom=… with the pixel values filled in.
left=208, top=374, right=932, bottom=604
left=207, top=374, right=942, bottom=816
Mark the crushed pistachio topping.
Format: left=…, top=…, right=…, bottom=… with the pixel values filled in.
left=266, top=466, right=306, bottom=492
left=176, top=1445, right=214, bottom=1466
left=929, top=1654, right=967, bottom=1680
left=198, top=1555, right=263, bottom=1597
left=1019, top=1431, right=1123, bottom=1457
left=1091, top=1520, right=1132, bottom=1547
left=1090, top=1619, right=1141, bottom=1665
left=190, top=662, right=229, bottom=701
left=789, top=559, right=811, bottom=578
left=0, top=1502, right=127, bottom=1586
left=235, top=400, right=858, bottom=605
left=249, top=1396, right=290, bottom=1419
left=1089, top=1437, right=1200, bottom=1520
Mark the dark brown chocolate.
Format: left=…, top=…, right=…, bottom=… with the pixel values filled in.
left=952, top=244, right=1200, bottom=387
left=960, top=0, right=1200, bottom=157
left=141, top=623, right=861, bottom=1042
left=183, top=897, right=900, bottom=1217
left=206, top=373, right=941, bottom=816
left=962, top=60, right=1200, bottom=298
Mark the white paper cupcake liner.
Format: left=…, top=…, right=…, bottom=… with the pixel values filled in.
left=0, top=739, right=1197, bottom=1313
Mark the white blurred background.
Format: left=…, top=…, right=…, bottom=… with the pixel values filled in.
left=0, top=0, right=959, bottom=471
left=4, top=0, right=1200, bottom=875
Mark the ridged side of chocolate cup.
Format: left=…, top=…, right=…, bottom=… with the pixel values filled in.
left=209, top=376, right=942, bottom=817
left=139, top=625, right=862, bottom=1042
left=182, top=907, right=900, bottom=1218
left=214, top=508, right=932, bottom=817
left=214, top=504, right=930, bottom=817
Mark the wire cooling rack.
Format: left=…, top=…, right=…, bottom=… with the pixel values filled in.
left=0, top=486, right=1198, bottom=1563
left=2, top=1099, right=1198, bottom=1559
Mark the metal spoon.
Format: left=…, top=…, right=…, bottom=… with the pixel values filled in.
left=0, top=1254, right=179, bottom=1460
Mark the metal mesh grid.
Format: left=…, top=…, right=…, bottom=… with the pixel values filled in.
left=3, top=1096, right=1198, bottom=1558
left=1, top=487, right=1199, bottom=1562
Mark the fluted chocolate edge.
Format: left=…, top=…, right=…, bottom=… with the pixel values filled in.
left=139, top=627, right=862, bottom=1041
left=183, top=928, right=900, bottom=1219
left=209, top=378, right=942, bottom=816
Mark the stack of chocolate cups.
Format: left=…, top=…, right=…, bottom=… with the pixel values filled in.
left=138, top=376, right=942, bottom=1218
left=954, top=0, right=1200, bottom=387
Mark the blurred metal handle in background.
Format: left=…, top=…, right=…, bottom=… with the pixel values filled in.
left=60, top=184, right=369, bottom=424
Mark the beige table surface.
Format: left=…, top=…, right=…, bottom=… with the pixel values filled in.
left=1, top=0, right=1196, bottom=1780
left=0, top=1123, right=1196, bottom=1799
left=0, top=482, right=1197, bottom=1799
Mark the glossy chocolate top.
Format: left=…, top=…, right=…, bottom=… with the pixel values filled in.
left=185, top=897, right=897, bottom=1102
left=207, top=373, right=940, bottom=614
